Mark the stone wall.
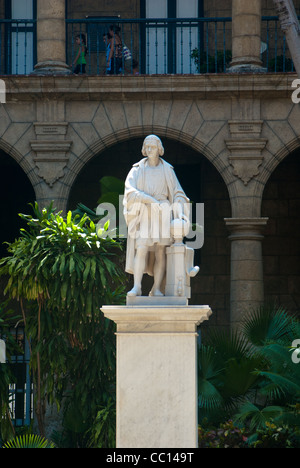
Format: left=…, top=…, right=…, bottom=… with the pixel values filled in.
left=66, top=0, right=140, bottom=19
left=65, top=0, right=300, bottom=19
left=0, top=73, right=300, bottom=328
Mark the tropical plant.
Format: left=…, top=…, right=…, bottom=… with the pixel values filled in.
left=248, top=420, right=300, bottom=448
left=2, top=433, right=55, bottom=448
left=97, top=175, right=125, bottom=212
left=267, top=55, right=293, bottom=72
left=198, top=328, right=262, bottom=424
left=0, top=203, right=126, bottom=446
left=87, top=398, right=116, bottom=448
left=73, top=175, right=125, bottom=225
left=234, top=306, right=300, bottom=433
left=191, top=48, right=232, bottom=73
left=0, top=302, right=22, bottom=442
left=72, top=176, right=126, bottom=249
left=198, top=420, right=248, bottom=448
left=198, top=304, right=300, bottom=438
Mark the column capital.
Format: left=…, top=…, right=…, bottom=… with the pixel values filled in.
left=224, top=217, right=269, bottom=240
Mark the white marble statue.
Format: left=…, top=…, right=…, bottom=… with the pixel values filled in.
left=123, top=134, right=198, bottom=299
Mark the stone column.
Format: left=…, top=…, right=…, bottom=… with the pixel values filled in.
left=101, top=305, right=212, bottom=448
left=229, top=0, right=265, bottom=72
left=225, top=218, right=268, bottom=329
left=33, top=0, right=71, bottom=75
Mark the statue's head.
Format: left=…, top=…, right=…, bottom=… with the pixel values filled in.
left=141, top=135, right=164, bottom=157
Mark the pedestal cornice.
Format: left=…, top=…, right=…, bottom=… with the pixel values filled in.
left=101, top=305, right=212, bottom=333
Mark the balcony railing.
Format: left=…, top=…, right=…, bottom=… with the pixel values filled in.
left=0, top=17, right=297, bottom=76
left=0, top=19, right=36, bottom=75
left=66, top=17, right=233, bottom=75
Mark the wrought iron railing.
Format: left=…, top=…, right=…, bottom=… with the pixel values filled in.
left=66, top=17, right=233, bottom=75
left=0, top=19, right=36, bottom=75
left=0, top=326, right=33, bottom=427
left=65, top=16, right=296, bottom=75
left=0, top=16, right=297, bottom=76
left=262, top=16, right=295, bottom=72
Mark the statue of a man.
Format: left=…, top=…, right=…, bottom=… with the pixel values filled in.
left=123, top=135, right=190, bottom=297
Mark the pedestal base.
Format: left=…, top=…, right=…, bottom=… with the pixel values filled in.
left=101, top=304, right=212, bottom=448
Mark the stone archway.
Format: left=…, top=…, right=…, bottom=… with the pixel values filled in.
left=62, top=124, right=232, bottom=212
left=0, top=149, right=36, bottom=257
left=262, top=147, right=300, bottom=316
left=67, top=135, right=232, bottom=329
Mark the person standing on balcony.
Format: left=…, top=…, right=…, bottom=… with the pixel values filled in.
left=103, top=33, right=111, bottom=74
left=73, top=33, right=87, bottom=74
left=107, top=25, right=123, bottom=75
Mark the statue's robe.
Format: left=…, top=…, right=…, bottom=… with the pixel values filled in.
left=123, top=157, right=189, bottom=276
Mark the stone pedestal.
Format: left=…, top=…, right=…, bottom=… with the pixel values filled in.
left=101, top=303, right=212, bottom=448
left=165, top=243, right=199, bottom=299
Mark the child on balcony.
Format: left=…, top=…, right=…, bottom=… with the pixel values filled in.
left=103, top=33, right=111, bottom=74
left=107, top=25, right=123, bottom=75
left=73, top=33, right=87, bottom=74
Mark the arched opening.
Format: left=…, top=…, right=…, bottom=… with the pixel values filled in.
left=262, top=149, right=300, bottom=317
left=68, top=137, right=231, bottom=328
left=0, top=150, right=36, bottom=258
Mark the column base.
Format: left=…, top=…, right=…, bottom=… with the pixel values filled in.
left=227, top=64, right=267, bottom=74
left=31, top=61, right=72, bottom=76
left=101, top=304, right=212, bottom=448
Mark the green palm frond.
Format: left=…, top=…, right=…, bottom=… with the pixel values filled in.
left=198, top=345, right=224, bottom=411
left=234, top=402, right=285, bottom=432
left=242, top=304, right=297, bottom=346
left=2, top=434, right=55, bottom=448
left=256, top=370, right=300, bottom=399
left=206, top=327, right=252, bottom=363
left=198, top=379, right=224, bottom=410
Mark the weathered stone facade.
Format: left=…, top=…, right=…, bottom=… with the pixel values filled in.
left=1, top=0, right=300, bottom=330
left=1, top=72, right=299, bottom=329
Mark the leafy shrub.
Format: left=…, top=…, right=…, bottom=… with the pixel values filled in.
left=0, top=203, right=126, bottom=446
left=198, top=305, right=300, bottom=433
left=248, top=421, right=300, bottom=448
left=267, top=55, right=293, bottom=72
left=191, top=48, right=232, bottom=73
left=198, top=420, right=248, bottom=448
